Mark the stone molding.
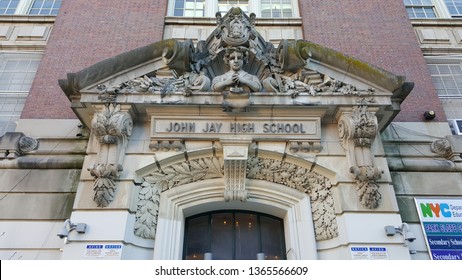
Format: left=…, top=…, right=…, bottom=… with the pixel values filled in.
left=135, top=155, right=338, bottom=241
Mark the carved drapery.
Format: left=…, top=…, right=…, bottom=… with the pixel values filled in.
left=135, top=155, right=338, bottom=241
left=89, top=103, right=133, bottom=207
left=338, top=106, right=382, bottom=209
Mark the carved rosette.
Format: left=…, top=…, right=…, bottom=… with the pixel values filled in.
left=89, top=104, right=133, bottom=207
left=338, top=106, right=382, bottom=209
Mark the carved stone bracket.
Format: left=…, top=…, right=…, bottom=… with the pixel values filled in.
left=0, top=132, right=39, bottom=159
left=431, top=136, right=462, bottom=162
left=222, top=138, right=252, bottom=201
left=338, top=106, right=383, bottom=209
left=89, top=103, right=133, bottom=207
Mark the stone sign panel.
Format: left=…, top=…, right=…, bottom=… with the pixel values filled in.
left=151, top=116, right=321, bottom=140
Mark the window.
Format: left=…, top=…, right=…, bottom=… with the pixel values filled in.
left=168, top=0, right=299, bottom=18
left=444, top=0, right=462, bottom=17
left=0, top=0, right=61, bottom=16
left=218, top=0, right=248, bottom=14
left=173, top=0, right=205, bottom=16
left=261, top=0, right=293, bottom=18
left=0, top=53, right=41, bottom=135
left=0, top=0, right=19, bottom=15
left=404, top=0, right=437, bottom=18
left=183, top=211, right=286, bottom=260
left=428, top=62, right=462, bottom=97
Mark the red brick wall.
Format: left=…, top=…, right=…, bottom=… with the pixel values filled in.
left=299, top=0, right=446, bottom=122
left=22, top=0, right=168, bottom=119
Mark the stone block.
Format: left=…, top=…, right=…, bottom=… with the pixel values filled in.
left=334, top=183, right=399, bottom=212
left=0, top=193, right=75, bottom=219
left=391, top=172, right=462, bottom=195
left=0, top=169, right=80, bottom=192
left=0, top=25, right=13, bottom=40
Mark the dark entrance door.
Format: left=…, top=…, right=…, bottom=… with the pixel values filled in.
left=183, top=211, right=286, bottom=260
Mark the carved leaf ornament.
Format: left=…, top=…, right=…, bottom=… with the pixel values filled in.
left=135, top=156, right=338, bottom=241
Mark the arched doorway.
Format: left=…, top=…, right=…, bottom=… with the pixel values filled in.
left=183, top=210, right=286, bottom=260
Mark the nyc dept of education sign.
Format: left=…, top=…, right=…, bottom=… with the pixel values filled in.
left=151, top=116, right=321, bottom=140
left=415, top=198, right=462, bottom=260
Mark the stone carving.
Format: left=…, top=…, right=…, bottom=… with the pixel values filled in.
left=135, top=156, right=224, bottom=239
left=289, top=141, right=323, bottom=153
left=88, top=163, right=122, bottom=207
left=246, top=156, right=338, bottom=240
left=0, top=132, right=39, bottom=159
left=338, top=106, right=382, bottom=209
left=222, top=139, right=251, bottom=202
left=97, top=7, right=374, bottom=111
left=431, top=138, right=452, bottom=158
left=149, top=140, right=182, bottom=152
left=135, top=155, right=338, bottom=241
left=89, top=103, right=133, bottom=207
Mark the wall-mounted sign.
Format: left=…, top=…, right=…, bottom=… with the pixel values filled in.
left=151, top=116, right=321, bottom=140
left=415, top=198, right=462, bottom=260
left=84, top=244, right=123, bottom=258
left=350, top=246, right=389, bottom=260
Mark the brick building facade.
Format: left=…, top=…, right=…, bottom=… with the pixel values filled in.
left=1, top=0, right=461, bottom=260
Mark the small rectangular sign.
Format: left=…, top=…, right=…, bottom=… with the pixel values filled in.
left=350, top=247, right=388, bottom=260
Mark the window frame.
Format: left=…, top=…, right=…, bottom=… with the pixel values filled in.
left=404, top=0, right=438, bottom=18
left=426, top=56, right=462, bottom=98
left=0, top=0, right=61, bottom=16
left=167, top=0, right=300, bottom=18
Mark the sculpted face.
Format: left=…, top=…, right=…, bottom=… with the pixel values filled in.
left=229, top=51, right=244, bottom=71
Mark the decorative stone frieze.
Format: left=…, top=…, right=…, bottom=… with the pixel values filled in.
left=149, top=140, right=183, bottom=152
left=135, top=155, right=338, bottom=241
left=0, top=132, right=39, bottom=159
left=89, top=103, right=133, bottom=207
left=289, top=141, right=323, bottom=153
left=338, top=106, right=383, bottom=209
left=94, top=7, right=376, bottom=113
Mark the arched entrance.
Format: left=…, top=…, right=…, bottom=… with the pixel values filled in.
left=183, top=210, right=286, bottom=260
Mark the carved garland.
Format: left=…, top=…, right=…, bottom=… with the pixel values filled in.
left=134, top=156, right=338, bottom=241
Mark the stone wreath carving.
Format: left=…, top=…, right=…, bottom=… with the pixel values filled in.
left=338, top=106, right=382, bottom=209
left=89, top=103, right=133, bottom=207
left=135, top=157, right=224, bottom=238
left=134, top=156, right=338, bottom=241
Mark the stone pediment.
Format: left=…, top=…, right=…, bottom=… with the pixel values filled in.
left=59, top=7, right=412, bottom=130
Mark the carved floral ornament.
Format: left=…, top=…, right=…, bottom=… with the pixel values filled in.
left=88, top=103, right=133, bottom=207
left=96, top=7, right=376, bottom=107
left=134, top=155, right=338, bottom=242
left=338, top=106, right=383, bottom=209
